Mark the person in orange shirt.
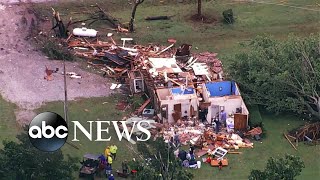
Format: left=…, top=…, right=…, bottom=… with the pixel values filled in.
left=104, top=146, right=111, bottom=157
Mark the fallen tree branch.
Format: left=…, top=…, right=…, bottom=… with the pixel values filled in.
left=145, top=16, right=171, bottom=21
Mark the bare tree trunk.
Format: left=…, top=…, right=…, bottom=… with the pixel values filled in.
left=198, top=0, right=202, bottom=17
left=51, top=8, right=68, bottom=38
left=129, top=0, right=144, bottom=32
left=317, top=97, right=320, bottom=119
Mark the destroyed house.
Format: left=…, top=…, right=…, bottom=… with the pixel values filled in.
left=155, top=86, right=198, bottom=124
left=201, top=81, right=249, bottom=131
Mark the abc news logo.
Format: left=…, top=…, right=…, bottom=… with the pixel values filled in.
left=28, top=112, right=68, bottom=152
left=29, top=112, right=151, bottom=152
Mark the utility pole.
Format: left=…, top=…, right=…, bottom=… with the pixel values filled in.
left=63, top=59, right=68, bottom=123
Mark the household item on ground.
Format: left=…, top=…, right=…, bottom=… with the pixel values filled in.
left=211, top=147, right=228, bottom=160
left=197, top=161, right=201, bottom=168
left=211, top=159, right=228, bottom=167
left=73, top=27, right=97, bottom=37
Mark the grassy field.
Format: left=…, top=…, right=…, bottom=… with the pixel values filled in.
left=188, top=114, right=320, bottom=180
left=0, top=0, right=319, bottom=179
left=1, top=94, right=319, bottom=179
left=35, top=95, right=139, bottom=174
left=0, top=96, right=19, bottom=148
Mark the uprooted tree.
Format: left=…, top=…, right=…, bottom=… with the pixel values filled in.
left=248, top=154, right=305, bottom=180
left=51, top=8, right=70, bottom=38
left=129, top=0, right=145, bottom=32
left=227, top=34, right=320, bottom=120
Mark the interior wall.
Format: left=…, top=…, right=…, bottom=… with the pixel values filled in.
left=206, top=96, right=247, bottom=122
left=205, top=81, right=236, bottom=97
left=202, top=83, right=210, bottom=102
left=241, top=97, right=249, bottom=120
left=160, top=98, right=198, bottom=124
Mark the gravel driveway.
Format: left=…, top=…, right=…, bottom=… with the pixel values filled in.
left=0, top=2, right=112, bottom=125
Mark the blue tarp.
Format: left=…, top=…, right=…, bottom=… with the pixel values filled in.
left=171, top=87, right=194, bottom=95
left=205, top=81, right=237, bottom=97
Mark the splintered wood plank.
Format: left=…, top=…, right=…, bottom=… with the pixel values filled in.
left=135, top=99, right=151, bottom=114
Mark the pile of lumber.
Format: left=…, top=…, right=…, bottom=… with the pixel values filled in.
left=288, top=122, right=320, bottom=142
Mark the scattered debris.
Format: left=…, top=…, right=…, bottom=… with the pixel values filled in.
left=116, top=101, right=129, bottom=111
left=44, top=66, right=58, bottom=81
left=135, top=99, right=151, bottom=115
left=62, top=72, right=82, bottom=79
left=110, top=83, right=122, bottom=90
left=60, top=30, right=254, bottom=169
left=285, top=122, right=320, bottom=148
left=284, top=133, right=297, bottom=150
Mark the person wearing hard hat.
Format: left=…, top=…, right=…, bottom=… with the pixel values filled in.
left=105, top=146, right=111, bottom=157
left=110, top=145, right=118, bottom=160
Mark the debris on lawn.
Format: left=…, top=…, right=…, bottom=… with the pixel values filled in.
left=116, top=101, right=129, bottom=111
left=53, top=22, right=256, bottom=170
left=285, top=122, right=320, bottom=148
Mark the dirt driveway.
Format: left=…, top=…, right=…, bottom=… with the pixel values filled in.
left=0, top=2, right=112, bottom=125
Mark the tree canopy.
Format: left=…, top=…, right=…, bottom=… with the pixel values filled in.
left=227, top=34, right=320, bottom=120
left=249, top=154, right=305, bottom=180
left=0, top=132, right=78, bottom=180
left=132, top=137, right=193, bottom=180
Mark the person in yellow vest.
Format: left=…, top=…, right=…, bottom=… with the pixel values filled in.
left=107, top=155, right=113, bottom=167
left=110, top=145, right=118, bottom=160
left=104, top=146, right=111, bottom=157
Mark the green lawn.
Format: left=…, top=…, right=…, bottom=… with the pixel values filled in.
left=188, top=114, right=320, bottom=180
left=35, top=100, right=320, bottom=180
left=0, top=96, right=19, bottom=148
left=0, top=94, right=319, bottom=179
left=35, top=95, right=138, bottom=174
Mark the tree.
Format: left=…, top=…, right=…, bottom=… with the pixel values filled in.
left=51, top=8, right=70, bottom=39
left=197, top=0, right=202, bottom=17
left=249, top=154, right=305, bottom=180
left=129, top=0, right=145, bottom=32
left=227, top=34, right=320, bottom=120
left=132, top=138, right=193, bottom=180
left=0, top=132, right=78, bottom=180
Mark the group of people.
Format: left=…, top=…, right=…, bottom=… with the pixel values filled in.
left=98, top=145, right=118, bottom=179
left=176, top=144, right=199, bottom=169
